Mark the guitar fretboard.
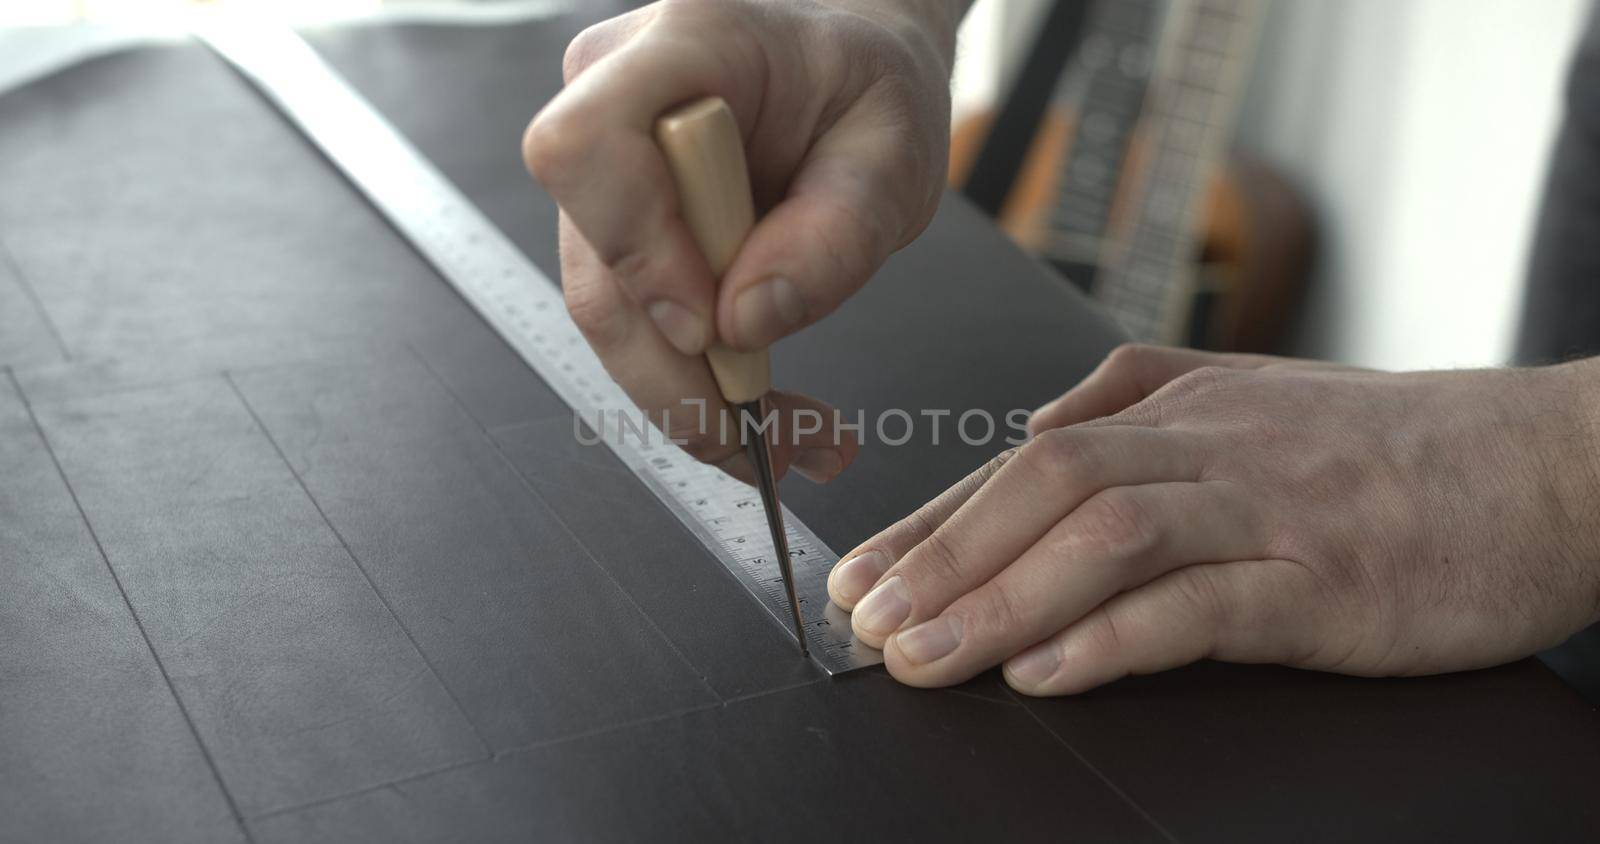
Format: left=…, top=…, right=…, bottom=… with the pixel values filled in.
left=1043, top=0, right=1166, bottom=270
left=1094, top=0, right=1264, bottom=344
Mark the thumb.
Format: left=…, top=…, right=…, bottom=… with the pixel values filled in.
left=715, top=99, right=941, bottom=350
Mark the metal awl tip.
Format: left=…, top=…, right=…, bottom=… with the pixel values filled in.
left=737, top=400, right=808, bottom=657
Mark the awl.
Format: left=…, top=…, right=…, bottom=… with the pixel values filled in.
left=654, top=97, right=808, bottom=656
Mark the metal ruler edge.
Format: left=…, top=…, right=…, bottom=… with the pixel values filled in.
left=193, top=17, right=880, bottom=675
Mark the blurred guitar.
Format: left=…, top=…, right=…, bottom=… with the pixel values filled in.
left=950, top=0, right=1313, bottom=351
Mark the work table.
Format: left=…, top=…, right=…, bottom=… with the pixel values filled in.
left=1, top=6, right=1597, bottom=841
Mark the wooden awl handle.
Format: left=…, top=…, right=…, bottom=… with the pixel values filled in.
left=653, top=96, right=770, bottom=405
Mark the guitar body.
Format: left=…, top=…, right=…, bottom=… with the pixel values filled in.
left=950, top=106, right=1314, bottom=353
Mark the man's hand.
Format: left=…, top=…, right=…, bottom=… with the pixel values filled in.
left=827, top=344, right=1600, bottom=695
left=522, top=0, right=962, bottom=481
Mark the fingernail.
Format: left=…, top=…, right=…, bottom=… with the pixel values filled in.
left=896, top=616, right=963, bottom=665
left=853, top=575, right=912, bottom=637
left=791, top=447, right=843, bottom=483
left=734, top=277, right=806, bottom=347
left=647, top=300, right=707, bottom=355
left=1005, top=645, right=1061, bottom=689
left=829, top=550, right=888, bottom=606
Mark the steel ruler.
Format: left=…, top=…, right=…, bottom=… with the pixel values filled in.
left=196, top=17, right=880, bottom=675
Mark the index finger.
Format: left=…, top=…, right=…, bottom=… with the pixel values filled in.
left=827, top=447, right=1018, bottom=610
left=1029, top=344, right=1290, bottom=434
left=523, top=22, right=759, bottom=355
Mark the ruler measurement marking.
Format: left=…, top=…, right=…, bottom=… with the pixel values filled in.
left=197, top=19, right=881, bottom=675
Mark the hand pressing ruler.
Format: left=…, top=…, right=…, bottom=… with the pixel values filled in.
left=196, top=17, right=881, bottom=675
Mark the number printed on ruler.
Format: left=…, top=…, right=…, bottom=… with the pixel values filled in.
left=197, top=15, right=881, bottom=673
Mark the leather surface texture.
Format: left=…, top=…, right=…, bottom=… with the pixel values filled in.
left=1, top=7, right=1597, bottom=842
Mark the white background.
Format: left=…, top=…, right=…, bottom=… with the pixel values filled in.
left=955, top=0, right=1593, bottom=370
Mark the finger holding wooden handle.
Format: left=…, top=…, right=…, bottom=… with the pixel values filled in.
left=654, top=97, right=770, bottom=405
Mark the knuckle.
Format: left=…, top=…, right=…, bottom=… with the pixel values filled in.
left=950, top=447, right=1019, bottom=502
left=1106, top=399, right=1162, bottom=429
left=662, top=0, right=758, bottom=56
left=872, top=117, right=938, bottom=234
left=817, top=192, right=893, bottom=280
left=562, top=276, right=629, bottom=348
left=603, top=246, right=654, bottom=284
left=658, top=0, right=720, bottom=16
left=1106, top=342, right=1150, bottom=369
left=831, top=4, right=935, bottom=90
left=562, top=23, right=612, bottom=83
left=1081, top=606, right=1125, bottom=661
left=907, top=527, right=965, bottom=588
left=1172, top=568, right=1227, bottom=623
left=1172, top=365, right=1235, bottom=395
left=1076, top=489, right=1159, bottom=559
left=977, top=580, right=1030, bottom=636
left=521, top=106, right=586, bottom=185
left=655, top=0, right=750, bottom=47
left=987, top=446, right=1021, bottom=475
left=904, top=502, right=941, bottom=544
left=1023, top=428, right=1099, bottom=480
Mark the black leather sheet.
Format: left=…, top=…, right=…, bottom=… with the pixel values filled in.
left=1, top=8, right=1597, bottom=842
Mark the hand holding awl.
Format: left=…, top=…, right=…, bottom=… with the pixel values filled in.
left=654, top=97, right=808, bottom=656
